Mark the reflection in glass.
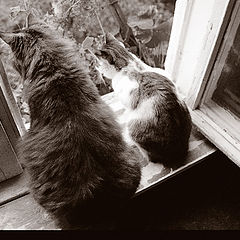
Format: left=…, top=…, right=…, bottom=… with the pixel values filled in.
left=212, top=22, right=240, bottom=119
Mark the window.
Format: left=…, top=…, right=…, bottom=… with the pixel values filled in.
left=0, top=0, right=177, bottom=183
left=3, top=0, right=233, bottom=228
left=167, top=0, right=240, bottom=166
left=1, top=0, right=234, bottom=188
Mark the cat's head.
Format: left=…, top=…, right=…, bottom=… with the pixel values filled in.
left=94, top=32, right=135, bottom=79
left=0, top=15, right=62, bottom=80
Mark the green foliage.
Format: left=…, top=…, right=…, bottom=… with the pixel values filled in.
left=0, top=0, right=175, bottom=127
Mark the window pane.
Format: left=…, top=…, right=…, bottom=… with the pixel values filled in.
left=212, top=21, right=240, bottom=119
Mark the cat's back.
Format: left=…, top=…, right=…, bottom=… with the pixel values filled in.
left=134, top=70, right=191, bottom=127
left=128, top=70, right=178, bottom=106
left=127, top=69, right=192, bottom=166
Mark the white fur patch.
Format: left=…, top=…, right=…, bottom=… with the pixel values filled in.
left=120, top=96, right=156, bottom=158
left=130, top=53, right=171, bottom=80
left=123, top=125, right=150, bottom=162
left=128, top=97, right=156, bottom=122
left=120, top=98, right=156, bottom=164
left=96, top=58, right=118, bottom=79
left=112, top=72, right=139, bottom=108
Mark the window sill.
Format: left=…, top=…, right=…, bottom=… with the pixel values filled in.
left=0, top=92, right=216, bottom=229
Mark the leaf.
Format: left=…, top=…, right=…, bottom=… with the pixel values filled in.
left=138, top=5, right=158, bottom=19
left=82, top=36, right=94, bottom=50
left=10, top=6, right=22, bottom=18
left=128, top=16, right=153, bottom=30
left=10, top=5, right=29, bottom=21
left=10, top=6, right=21, bottom=13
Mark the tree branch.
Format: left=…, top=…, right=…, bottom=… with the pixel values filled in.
left=107, top=0, right=139, bottom=54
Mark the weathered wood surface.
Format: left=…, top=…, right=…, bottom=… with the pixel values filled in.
left=0, top=92, right=216, bottom=230
left=0, top=168, right=29, bottom=206
left=0, top=58, right=26, bottom=149
left=0, top=121, right=22, bottom=182
left=0, top=194, right=58, bottom=230
left=0, top=58, right=24, bottom=182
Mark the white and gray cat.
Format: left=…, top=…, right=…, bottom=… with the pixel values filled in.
left=95, top=33, right=192, bottom=168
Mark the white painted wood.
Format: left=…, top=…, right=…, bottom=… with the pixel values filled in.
left=186, top=1, right=240, bottom=165
left=200, top=0, right=240, bottom=106
left=190, top=107, right=240, bottom=167
left=165, top=0, right=194, bottom=83
left=203, top=100, right=240, bottom=143
left=165, top=0, right=240, bottom=166
left=187, top=0, right=235, bottom=109
left=165, top=0, right=231, bottom=99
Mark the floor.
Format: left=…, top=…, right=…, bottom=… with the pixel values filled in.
left=1, top=151, right=239, bottom=230
left=117, top=151, right=240, bottom=230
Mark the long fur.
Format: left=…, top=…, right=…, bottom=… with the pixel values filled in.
left=95, top=33, right=192, bottom=168
left=0, top=24, right=141, bottom=228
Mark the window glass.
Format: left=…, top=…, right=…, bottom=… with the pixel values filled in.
left=212, top=22, right=240, bottom=119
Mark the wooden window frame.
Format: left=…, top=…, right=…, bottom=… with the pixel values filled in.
left=0, top=0, right=223, bottom=211
left=165, top=0, right=240, bottom=166
left=1, top=0, right=238, bottom=183
left=0, top=59, right=24, bottom=181
left=0, top=59, right=26, bottom=142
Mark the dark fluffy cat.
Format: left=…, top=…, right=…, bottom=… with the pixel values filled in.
left=0, top=23, right=141, bottom=228
left=95, top=33, right=192, bottom=168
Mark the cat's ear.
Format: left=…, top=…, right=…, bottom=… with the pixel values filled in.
left=0, top=31, right=23, bottom=45
left=95, top=49, right=114, bottom=64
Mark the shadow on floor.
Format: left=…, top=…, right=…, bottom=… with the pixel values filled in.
left=114, top=151, right=240, bottom=230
